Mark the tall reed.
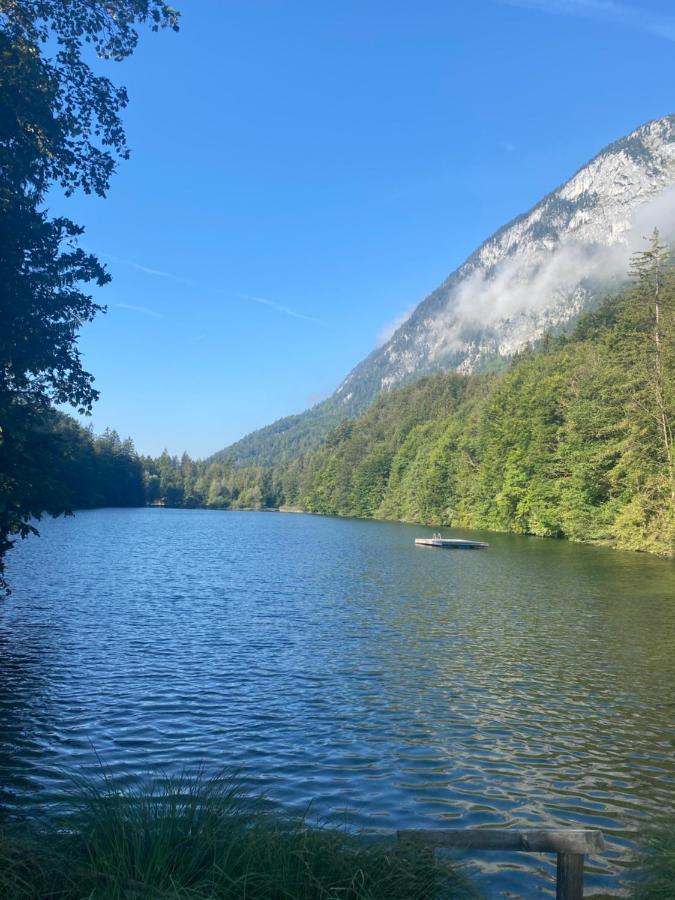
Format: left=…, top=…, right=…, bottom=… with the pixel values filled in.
left=0, top=772, right=477, bottom=899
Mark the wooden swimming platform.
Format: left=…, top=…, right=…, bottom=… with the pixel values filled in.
left=415, top=537, right=489, bottom=549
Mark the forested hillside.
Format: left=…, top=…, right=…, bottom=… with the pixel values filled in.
left=214, top=115, right=675, bottom=469
left=38, top=240, right=674, bottom=558
left=2, top=411, right=146, bottom=513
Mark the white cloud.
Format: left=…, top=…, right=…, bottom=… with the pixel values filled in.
left=98, top=253, right=318, bottom=324
left=234, top=292, right=321, bottom=324
left=428, top=184, right=675, bottom=352
left=500, top=0, right=675, bottom=43
left=630, top=183, right=675, bottom=244
left=113, top=303, right=163, bottom=319
left=98, top=252, right=200, bottom=287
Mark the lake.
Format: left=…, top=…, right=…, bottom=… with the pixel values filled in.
left=1, top=508, right=674, bottom=896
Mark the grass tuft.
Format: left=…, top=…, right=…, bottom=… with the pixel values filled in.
left=0, top=772, right=478, bottom=898
left=629, top=818, right=675, bottom=899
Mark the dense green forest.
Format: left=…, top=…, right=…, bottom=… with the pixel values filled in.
left=48, top=240, right=674, bottom=558
left=8, top=411, right=146, bottom=511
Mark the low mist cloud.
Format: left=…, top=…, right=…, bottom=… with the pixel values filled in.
left=501, top=0, right=675, bottom=44
left=442, top=184, right=675, bottom=335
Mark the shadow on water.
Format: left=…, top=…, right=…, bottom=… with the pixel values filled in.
left=0, top=620, right=66, bottom=815
left=2, top=508, right=674, bottom=897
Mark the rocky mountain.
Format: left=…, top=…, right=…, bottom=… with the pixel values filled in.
left=217, top=115, right=675, bottom=466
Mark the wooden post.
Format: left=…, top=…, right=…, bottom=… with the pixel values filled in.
left=556, top=852, right=584, bottom=900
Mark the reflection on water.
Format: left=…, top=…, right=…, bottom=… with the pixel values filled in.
left=2, top=509, right=674, bottom=896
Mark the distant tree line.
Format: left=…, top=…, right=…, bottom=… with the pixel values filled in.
left=43, top=238, right=674, bottom=558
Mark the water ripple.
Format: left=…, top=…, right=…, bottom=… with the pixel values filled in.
left=1, top=509, right=674, bottom=897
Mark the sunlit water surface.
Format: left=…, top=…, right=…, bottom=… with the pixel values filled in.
left=2, top=509, right=674, bottom=897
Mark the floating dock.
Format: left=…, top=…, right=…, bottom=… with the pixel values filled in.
left=415, top=537, right=489, bottom=550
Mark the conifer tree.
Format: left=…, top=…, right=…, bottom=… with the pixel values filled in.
left=623, top=231, right=674, bottom=500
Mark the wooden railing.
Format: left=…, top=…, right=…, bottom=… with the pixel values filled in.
left=397, top=828, right=605, bottom=900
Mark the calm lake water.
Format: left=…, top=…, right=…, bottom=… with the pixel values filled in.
left=2, top=509, right=674, bottom=896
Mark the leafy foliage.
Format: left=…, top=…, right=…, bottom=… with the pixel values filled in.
left=0, top=193, right=109, bottom=410
left=1, top=0, right=180, bottom=196
left=629, top=818, right=675, bottom=899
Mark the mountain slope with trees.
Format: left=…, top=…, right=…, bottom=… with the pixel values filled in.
left=215, top=115, right=675, bottom=469
left=279, top=238, right=673, bottom=555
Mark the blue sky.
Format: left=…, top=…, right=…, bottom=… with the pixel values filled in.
left=52, top=0, right=675, bottom=457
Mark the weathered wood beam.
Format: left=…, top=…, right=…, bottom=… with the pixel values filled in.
left=397, top=828, right=604, bottom=854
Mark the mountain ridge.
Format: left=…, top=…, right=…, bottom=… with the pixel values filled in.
left=215, top=114, right=675, bottom=467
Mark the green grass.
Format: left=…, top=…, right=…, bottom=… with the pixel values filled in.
left=0, top=773, right=477, bottom=899
left=629, top=819, right=675, bottom=899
